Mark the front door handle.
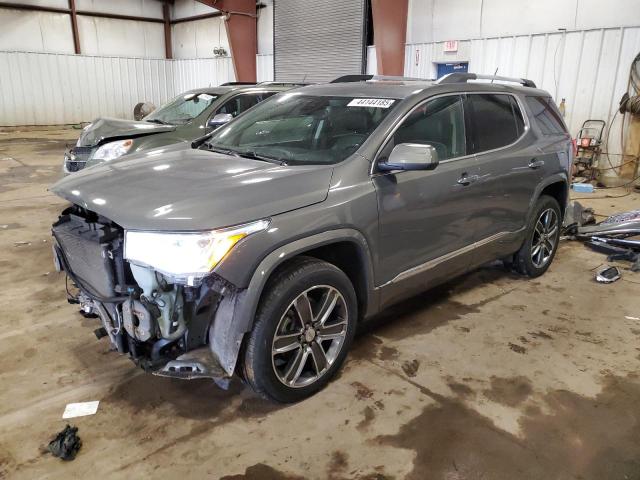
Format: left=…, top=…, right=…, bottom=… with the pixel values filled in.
left=528, top=158, right=545, bottom=169
left=457, top=174, right=479, bottom=186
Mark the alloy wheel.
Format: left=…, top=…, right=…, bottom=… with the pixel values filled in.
left=531, top=208, right=558, bottom=268
left=271, top=285, right=348, bottom=388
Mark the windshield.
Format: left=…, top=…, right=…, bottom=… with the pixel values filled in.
left=146, top=92, right=219, bottom=125
left=205, top=93, right=398, bottom=165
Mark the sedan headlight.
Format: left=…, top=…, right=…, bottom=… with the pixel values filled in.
left=92, top=139, right=133, bottom=161
left=124, top=219, right=270, bottom=282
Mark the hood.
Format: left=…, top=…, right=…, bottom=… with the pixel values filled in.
left=78, top=118, right=177, bottom=147
left=50, top=146, right=334, bottom=231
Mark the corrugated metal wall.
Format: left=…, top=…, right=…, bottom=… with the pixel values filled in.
left=0, top=51, right=235, bottom=126
left=274, top=0, right=366, bottom=83
left=403, top=26, right=640, bottom=158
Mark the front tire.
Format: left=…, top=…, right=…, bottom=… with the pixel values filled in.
left=241, top=257, right=357, bottom=403
left=513, top=195, right=562, bottom=277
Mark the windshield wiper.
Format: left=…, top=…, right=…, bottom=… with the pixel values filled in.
left=146, top=118, right=168, bottom=125
left=208, top=146, right=241, bottom=156
left=236, top=150, right=287, bottom=166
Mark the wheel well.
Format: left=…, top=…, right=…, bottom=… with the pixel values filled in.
left=540, top=181, right=568, bottom=216
left=268, top=242, right=369, bottom=322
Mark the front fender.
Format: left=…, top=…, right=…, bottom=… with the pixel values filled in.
left=209, top=228, right=377, bottom=375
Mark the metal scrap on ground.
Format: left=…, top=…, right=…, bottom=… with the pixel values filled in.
left=565, top=203, right=640, bottom=271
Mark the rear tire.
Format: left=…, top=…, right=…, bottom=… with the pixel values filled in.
left=513, top=195, right=561, bottom=277
left=241, top=257, right=357, bottom=403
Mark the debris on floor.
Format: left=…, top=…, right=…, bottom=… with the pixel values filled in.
left=47, top=425, right=82, bottom=461
left=566, top=206, right=640, bottom=270
left=571, top=182, right=595, bottom=193
left=62, top=400, right=99, bottom=419
left=563, top=200, right=595, bottom=230
left=595, top=266, right=621, bottom=283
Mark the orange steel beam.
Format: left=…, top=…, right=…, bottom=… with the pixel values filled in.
left=196, top=0, right=257, bottom=82
left=69, top=0, right=81, bottom=54
left=163, top=2, right=172, bottom=59
left=371, top=0, right=408, bottom=76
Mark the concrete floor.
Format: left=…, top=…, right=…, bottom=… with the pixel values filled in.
left=1, top=128, right=640, bottom=480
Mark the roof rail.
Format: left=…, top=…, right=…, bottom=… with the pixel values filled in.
left=331, top=74, right=430, bottom=83
left=257, top=81, right=310, bottom=86
left=220, top=82, right=256, bottom=86
left=437, top=73, right=537, bottom=88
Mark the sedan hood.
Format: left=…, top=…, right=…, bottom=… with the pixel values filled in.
left=79, top=118, right=176, bottom=147
left=50, top=146, right=334, bottom=231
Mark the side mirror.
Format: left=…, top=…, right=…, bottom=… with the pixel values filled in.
left=207, top=113, right=234, bottom=129
left=378, top=143, right=439, bottom=172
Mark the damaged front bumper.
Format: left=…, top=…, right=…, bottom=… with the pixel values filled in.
left=51, top=206, right=245, bottom=383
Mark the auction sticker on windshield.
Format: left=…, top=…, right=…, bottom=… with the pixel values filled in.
left=347, top=98, right=395, bottom=108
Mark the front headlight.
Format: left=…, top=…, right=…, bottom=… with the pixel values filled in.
left=124, top=219, right=270, bottom=282
left=92, top=139, right=133, bottom=161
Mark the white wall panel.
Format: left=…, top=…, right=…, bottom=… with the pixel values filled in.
left=257, top=54, right=274, bottom=82
left=172, top=16, right=230, bottom=59
left=0, top=51, right=234, bottom=126
left=405, top=26, right=640, bottom=161
left=257, top=4, right=274, bottom=55
left=407, top=0, right=640, bottom=44
left=172, top=57, right=235, bottom=92
left=432, top=0, right=482, bottom=43
left=366, top=46, right=377, bottom=75
left=481, top=0, right=576, bottom=38
left=76, top=0, right=163, bottom=19
left=77, top=16, right=165, bottom=58
left=12, top=0, right=68, bottom=8
left=0, top=9, right=75, bottom=54
left=172, top=0, right=217, bottom=21
left=576, top=0, right=640, bottom=30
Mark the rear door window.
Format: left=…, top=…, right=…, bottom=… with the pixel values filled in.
left=468, top=94, right=524, bottom=153
left=525, top=96, right=567, bottom=135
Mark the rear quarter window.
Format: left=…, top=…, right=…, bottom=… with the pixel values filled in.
left=525, top=96, right=567, bottom=135
left=468, top=94, right=525, bottom=153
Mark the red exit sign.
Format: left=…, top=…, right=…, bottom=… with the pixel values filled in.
left=443, top=40, right=458, bottom=52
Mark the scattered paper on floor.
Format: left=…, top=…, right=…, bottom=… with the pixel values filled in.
left=62, top=401, right=99, bottom=419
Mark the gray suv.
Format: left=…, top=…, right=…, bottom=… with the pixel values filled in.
left=63, top=83, right=297, bottom=174
left=50, top=73, right=571, bottom=402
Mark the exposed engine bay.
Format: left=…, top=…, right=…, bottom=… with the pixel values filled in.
left=51, top=205, right=233, bottom=382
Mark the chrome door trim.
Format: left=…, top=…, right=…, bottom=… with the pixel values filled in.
left=376, top=228, right=525, bottom=289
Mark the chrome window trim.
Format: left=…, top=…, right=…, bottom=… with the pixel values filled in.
left=370, top=91, right=530, bottom=176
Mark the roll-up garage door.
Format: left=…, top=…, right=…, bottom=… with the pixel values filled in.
left=274, top=0, right=366, bottom=83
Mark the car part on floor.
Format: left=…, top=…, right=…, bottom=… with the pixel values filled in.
left=595, top=265, right=621, bottom=283
left=48, top=425, right=82, bottom=461
left=563, top=200, right=595, bottom=231
left=568, top=207, right=640, bottom=270
left=577, top=209, right=640, bottom=237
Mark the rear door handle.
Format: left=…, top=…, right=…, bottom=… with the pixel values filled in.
left=528, top=158, right=545, bottom=169
left=457, top=174, right=479, bottom=186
